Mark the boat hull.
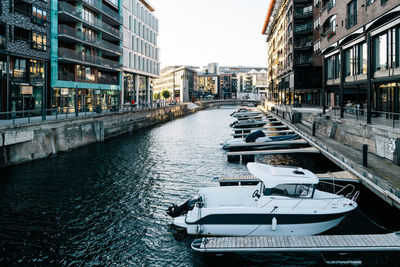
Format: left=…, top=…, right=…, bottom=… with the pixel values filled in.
left=176, top=214, right=348, bottom=236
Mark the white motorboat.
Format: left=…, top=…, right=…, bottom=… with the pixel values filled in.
left=221, top=130, right=300, bottom=150
left=231, top=108, right=262, bottom=118
left=230, top=119, right=267, bottom=128
left=167, top=163, right=358, bottom=237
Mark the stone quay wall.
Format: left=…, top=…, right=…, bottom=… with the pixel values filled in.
left=0, top=105, right=191, bottom=167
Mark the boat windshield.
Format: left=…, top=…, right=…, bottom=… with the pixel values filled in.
left=263, top=184, right=314, bottom=198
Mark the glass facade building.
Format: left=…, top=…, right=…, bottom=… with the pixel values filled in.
left=122, top=0, right=160, bottom=107
left=50, top=0, right=123, bottom=113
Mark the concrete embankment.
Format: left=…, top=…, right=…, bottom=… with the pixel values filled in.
left=0, top=105, right=198, bottom=168
left=261, top=105, right=400, bottom=209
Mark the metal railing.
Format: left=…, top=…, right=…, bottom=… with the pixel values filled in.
left=0, top=103, right=182, bottom=127
left=58, top=24, right=122, bottom=54
left=330, top=106, right=400, bottom=129
left=82, top=0, right=122, bottom=24
left=58, top=1, right=123, bottom=39
left=58, top=47, right=122, bottom=70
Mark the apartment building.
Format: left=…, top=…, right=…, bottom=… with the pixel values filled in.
left=197, top=72, right=219, bottom=99
left=153, top=66, right=197, bottom=103
left=122, top=0, right=160, bottom=106
left=51, top=0, right=123, bottom=112
left=262, top=0, right=322, bottom=106
left=0, top=0, right=50, bottom=114
left=320, top=0, right=400, bottom=121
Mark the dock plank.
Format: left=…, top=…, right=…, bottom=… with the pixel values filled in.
left=227, top=139, right=308, bottom=148
left=227, top=146, right=320, bottom=156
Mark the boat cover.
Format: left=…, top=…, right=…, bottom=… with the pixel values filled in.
left=245, top=130, right=266, bottom=143
left=247, top=163, right=319, bottom=188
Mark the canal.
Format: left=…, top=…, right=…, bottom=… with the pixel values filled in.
left=0, top=107, right=399, bottom=266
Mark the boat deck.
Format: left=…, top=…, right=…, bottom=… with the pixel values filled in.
left=192, top=232, right=400, bottom=253
left=232, top=130, right=294, bottom=137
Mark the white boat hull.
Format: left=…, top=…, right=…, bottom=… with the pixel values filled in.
left=182, top=216, right=346, bottom=236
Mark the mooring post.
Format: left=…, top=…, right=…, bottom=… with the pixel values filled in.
left=312, top=122, right=316, bottom=136
left=363, top=144, right=368, bottom=167
left=394, top=139, right=400, bottom=166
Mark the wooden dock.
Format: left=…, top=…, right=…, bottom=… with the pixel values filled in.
left=232, top=130, right=294, bottom=138
left=227, top=139, right=308, bottom=148
left=232, top=125, right=288, bottom=131
left=227, top=147, right=320, bottom=162
left=217, top=170, right=359, bottom=184
left=192, top=232, right=400, bottom=253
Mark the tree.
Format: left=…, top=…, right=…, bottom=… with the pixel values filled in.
left=161, top=89, right=171, bottom=100
left=153, top=92, right=160, bottom=100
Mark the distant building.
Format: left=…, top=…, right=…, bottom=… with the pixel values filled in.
left=122, top=0, right=160, bottom=106
left=197, top=73, right=219, bottom=99
left=262, top=0, right=322, bottom=105
left=207, top=63, right=219, bottom=74
left=153, top=66, right=197, bottom=102
left=219, top=73, right=233, bottom=99
left=219, top=66, right=266, bottom=74
left=0, top=0, right=50, bottom=113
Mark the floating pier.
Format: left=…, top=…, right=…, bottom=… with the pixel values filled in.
left=227, top=147, right=320, bottom=162
left=191, top=232, right=400, bottom=253
left=227, top=139, right=308, bottom=148
left=232, top=125, right=288, bottom=132
left=232, top=129, right=294, bottom=138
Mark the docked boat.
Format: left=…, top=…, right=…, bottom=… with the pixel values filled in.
left=231, top=108, right=262, bottom=118
left=221, top=130, right=300, bottom=151
left=166, top=163, right=358, bottom=237
left=230, top=119, right=267, bottom=128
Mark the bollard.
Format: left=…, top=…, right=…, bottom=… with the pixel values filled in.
left=312, top=122, right=316, bottom=136
left=394, top=139, right=400, bottom=166
left=363, top=144, right=368, bottom=167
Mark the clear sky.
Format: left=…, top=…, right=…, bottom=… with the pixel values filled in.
left=150, top=0, right=269, bottom=68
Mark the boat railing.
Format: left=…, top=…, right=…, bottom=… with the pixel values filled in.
left=319, top=181, right=356, bottom=197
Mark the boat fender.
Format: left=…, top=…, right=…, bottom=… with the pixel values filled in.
left=272, top=217, right=277, bottom=231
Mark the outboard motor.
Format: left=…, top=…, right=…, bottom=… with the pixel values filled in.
left=229, top=121, right=238, bottom=127
left=245, top=130, right=266, bottom=143
left=166, top=197, right=202, bottom=218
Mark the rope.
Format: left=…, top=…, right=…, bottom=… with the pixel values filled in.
left=243, top=206, right=278, bottom=237
left=356, top=209, right=396, bottom=233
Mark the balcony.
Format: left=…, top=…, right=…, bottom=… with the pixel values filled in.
left=58, top=24, right=122, bottom=55
left=321, top=27, right=336, bottom=39
left=294, top=9, right=312, bottom=19
left=321, top=0, right=336, bottom=13
left=294, top=40, right=313, bottom=50
left=345, top=14, right=358, bottom=29
left=294, top=22, right=313, bottom=34
left=294, top=56, right=312, bottom=65
left=58, top=1, right=122, bottom=40
left=81, top=0, right=122, bottom=25
left=58, top=47, right=122, bottom=71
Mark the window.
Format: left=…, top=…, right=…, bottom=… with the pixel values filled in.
left=314, top=16, right=320, bottom=30
left=373, top=33, right=388, bottom=71
left=32, top=32, right=47, bottom=50
left=129, top=15, right=132, bottom=31
left=346, top=0, right=357, bottom=29
left=132, top=35, right=135, bottom=51
left=344, top=47, right=355, bottom=76
left=326, top=53, right=340, bottom=80
left=390, top=28, right=400, bottom=68
left=314, top=40, right=320, bottom=53
left=366, top=0, right=375, bottom=5
left=129, top=52, right=132, bottom=68
left=82, top=8, right=94, bottom=24
left=32, top=6, right=47, bottom=25
left=356, top=42, right=367, bottom=74
left=30, top=60, right=44, bottom=79
left=13, top=58, right=26, bottom=78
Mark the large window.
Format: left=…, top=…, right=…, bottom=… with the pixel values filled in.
left=373, top=33, right=388, bottom=71
left=356, top=42, right=367, bottom=74
left=32, top=6, right=47, bottom=25
left=13, top=58, right=26, bottom=78
left=82, top=8, right=94, bottom=24
left=32, top=32, right=47, bottom=50
left=30, top=60, right=44, bottom=79
left=326, top=53, right=340, bottom=80
left=391, top=27, right=400, bottom=68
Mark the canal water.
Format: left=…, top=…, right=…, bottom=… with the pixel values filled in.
left=0, top=107, right=399, bottom=266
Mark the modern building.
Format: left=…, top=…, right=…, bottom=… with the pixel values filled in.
left=319, top=0, right=400, bottom=121
left=197, top=72, right=219, bottom=99
left=236, top=69, right=268, bottom=100
left=153, top=66, right=197, bottom=102
left=122, top=0, right=160, bottom=106
left=51, top=0, right=123, bottom=112
left=262, top=0, right=322, bottom=106
left=219, top=73, right=233, bottom=99
left=0, top=0, right=50, bottom=114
